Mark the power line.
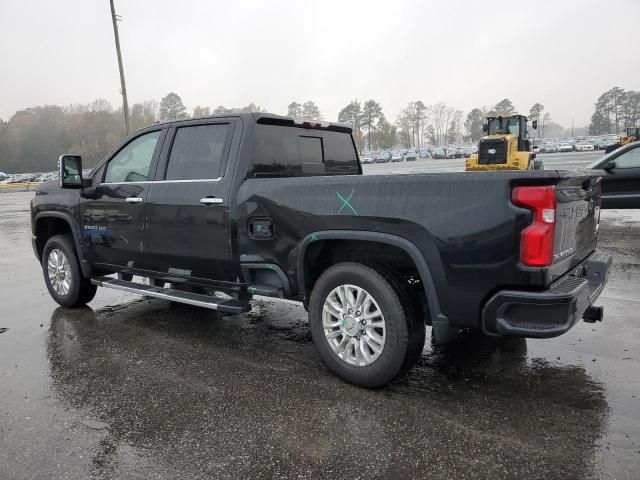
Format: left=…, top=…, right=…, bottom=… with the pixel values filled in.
left=109, top=0, right=130, bottom=135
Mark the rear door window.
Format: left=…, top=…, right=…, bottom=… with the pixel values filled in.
left=165, top=124, right=231, bottom=180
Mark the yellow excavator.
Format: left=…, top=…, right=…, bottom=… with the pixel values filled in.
left=605, top=126, right=640, bottom=153
left=465, top=114, right=543, bottom=171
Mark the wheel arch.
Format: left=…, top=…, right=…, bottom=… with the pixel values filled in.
left=34, top=212, right=91, bottom=277
left=296, top=230, right=448, bottom=327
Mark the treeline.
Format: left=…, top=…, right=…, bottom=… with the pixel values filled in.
left=0, top=93, right=269, bottom=173
left=0, top=90, right=578, bottom=173
left=589, top=87, right=640, bottom=135
left=337, top=98, right=558, bottom=152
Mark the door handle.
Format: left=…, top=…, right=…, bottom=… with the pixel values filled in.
left=200, top=197, right=224, bottom=205
left=125, top=197, right=143, bottom=204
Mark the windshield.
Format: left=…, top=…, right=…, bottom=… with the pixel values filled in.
left=488, top=117, right=521, bottom=136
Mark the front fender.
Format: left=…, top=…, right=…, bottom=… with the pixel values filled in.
left=34, top=212, right=92, bottom=277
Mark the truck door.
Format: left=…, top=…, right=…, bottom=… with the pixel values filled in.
left=143, top=119, right=239, bottom=283
left=601, top=145, right=640, bottom=208
left=80, top=128, right=166, bottom=269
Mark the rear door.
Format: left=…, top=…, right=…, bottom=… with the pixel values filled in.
left=80, top=128, right=166, bottom=269
left=143, top=119, right=239, bottom=283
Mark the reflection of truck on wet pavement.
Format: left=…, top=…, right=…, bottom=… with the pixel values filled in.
left=31, top=112, right=611, bottom=387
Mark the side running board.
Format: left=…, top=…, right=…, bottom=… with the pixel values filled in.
left=91, top=276, right=251, bottom=314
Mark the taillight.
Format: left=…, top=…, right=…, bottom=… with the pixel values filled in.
left=512, top=185, right=556, bottom=267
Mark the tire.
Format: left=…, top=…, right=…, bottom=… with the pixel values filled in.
left=42, top=234, right=96, bottom=308
left=366, top=262, right=426, bottom=369
left=308, top=262, right=419, bottom=388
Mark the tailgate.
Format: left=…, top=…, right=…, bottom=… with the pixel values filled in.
left=551, top=176, right=601, bottom=277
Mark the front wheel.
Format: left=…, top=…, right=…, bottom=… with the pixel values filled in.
left=42, top=234, right=97, bottom=308
left=308, top=262, right=419, bottom=387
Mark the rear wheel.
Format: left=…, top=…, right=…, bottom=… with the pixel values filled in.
left=308, top=262, right=421, bottom=388
left=42, top=234, right=96, bottom=308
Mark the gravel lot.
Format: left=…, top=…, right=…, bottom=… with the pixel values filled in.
left=1, top=151, right=638, bottom=479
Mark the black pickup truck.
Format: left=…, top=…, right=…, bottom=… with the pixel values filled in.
left=31, top=113, right=611, bottom=387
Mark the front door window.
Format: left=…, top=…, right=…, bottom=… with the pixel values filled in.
left=104, top=131, right=161, bottom=183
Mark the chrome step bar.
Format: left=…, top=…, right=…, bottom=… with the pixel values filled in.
left=91, top=276, right=251, bottom=314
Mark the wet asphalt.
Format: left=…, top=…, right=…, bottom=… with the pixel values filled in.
left=1, top=178, right=639, bottom=479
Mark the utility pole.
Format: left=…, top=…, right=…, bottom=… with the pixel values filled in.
left=110, top=0, right=130, bottom=135
left=571, top=118, right=574, bottom=137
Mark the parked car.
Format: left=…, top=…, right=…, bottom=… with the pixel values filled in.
left=360, top=155, right=374, bottom=164
left=32, top=112, right=611, bottom=387
left=541, top=143, right=558, bottom=153
left=375, top=151, right=390, bottom=163
left=588, top=141, right=640, bottom=208
left=432, top=148, right=446, bottom=159
left=444, top=148, right=458, bottom=159
left=463, top=146, right=478, bottom=158
left=418, top=149, right=430, bottom=158
left=576, top=142, right=595, bottom=152
left=557, top=143, right=573, bottom=153
left=391, top=152, right=403, bottom=162
left=532, top=145, right=540, bottom=154
left=404, top=150, right=417, bottom=161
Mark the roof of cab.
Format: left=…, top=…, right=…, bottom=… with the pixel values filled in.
left=151, top=112, right=352, bottom=134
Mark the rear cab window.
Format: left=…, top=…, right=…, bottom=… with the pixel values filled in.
left=250, top=125, right=360, bottom=178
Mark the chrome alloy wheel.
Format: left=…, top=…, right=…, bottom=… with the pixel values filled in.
left=322, top=284, right=386, bottom=366
left=47, top=248, right=72, bottom=296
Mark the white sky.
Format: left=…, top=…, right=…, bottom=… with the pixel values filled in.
left=1, top=0, right=639, bottom=127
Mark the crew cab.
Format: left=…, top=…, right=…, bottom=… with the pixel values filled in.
left=31, top=113, right=611, bottom=387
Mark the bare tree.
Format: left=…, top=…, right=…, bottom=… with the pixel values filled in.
left=361, top=100, right=383, bottom=151
left=301, top=101, right=322, bottom=120
left=414, top=101, right=427, bottom=149
left=192, top=105, right=211, bottom=118
left=287, top=102, right=302, bottom=118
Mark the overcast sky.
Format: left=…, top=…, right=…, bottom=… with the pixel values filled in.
left=1, top=0, right=638, bottom=127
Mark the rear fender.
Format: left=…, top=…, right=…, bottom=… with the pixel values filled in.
left=296, top=230, right=456, bottom=343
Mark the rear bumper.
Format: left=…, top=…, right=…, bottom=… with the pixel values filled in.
left=482, top=251, right=612, bottom=338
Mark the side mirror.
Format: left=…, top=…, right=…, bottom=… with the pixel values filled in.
left=482, top=123, right=488, bottom=133
left=603, top=160, right=616, bottom=171
left=59, top=154, right=83, bottom=188
left=532, top=120, right=538, bottom=130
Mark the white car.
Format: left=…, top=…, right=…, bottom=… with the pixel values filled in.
left=575, top=143, right=594, bottom=152
left=360, top=155, right=374, bottom=164
left=557, top=143, right=573, bottom=153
